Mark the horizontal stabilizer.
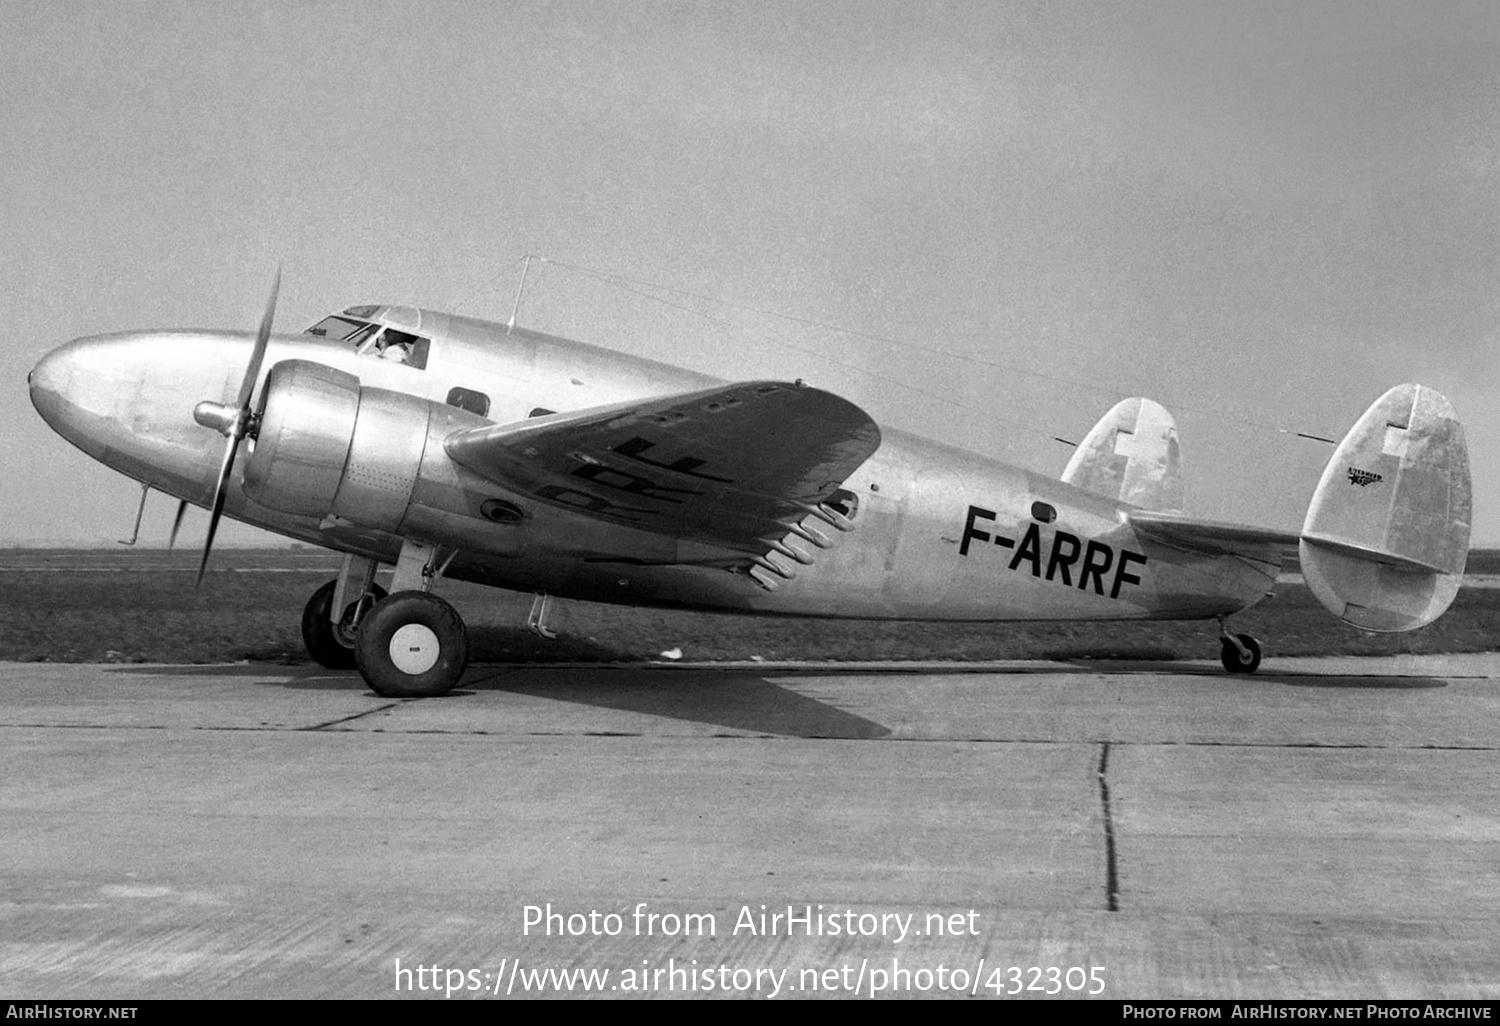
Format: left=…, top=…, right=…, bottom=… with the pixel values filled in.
left=1062, top=397, right=1183, bottom=511
left=1128, top=510, right=1297, bottom=566
left=1299, top=384, right=1471, bottom=632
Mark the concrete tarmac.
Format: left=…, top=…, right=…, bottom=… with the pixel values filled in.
left=1, top=654, right=1497, bottom=1000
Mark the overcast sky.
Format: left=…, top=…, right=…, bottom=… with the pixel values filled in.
left=4, top=0, right=1498, bottom=546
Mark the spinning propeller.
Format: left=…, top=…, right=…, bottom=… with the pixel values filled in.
left=190, top=268, right=281, bottom=586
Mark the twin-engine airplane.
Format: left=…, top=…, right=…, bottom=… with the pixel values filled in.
left=28, top=275, right=1472, bottom=697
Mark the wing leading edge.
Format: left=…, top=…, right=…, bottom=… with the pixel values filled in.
left=444, top=381, right=881, bottom=558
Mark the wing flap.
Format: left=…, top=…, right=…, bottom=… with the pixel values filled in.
left=444, top=381, right=881, bottom=554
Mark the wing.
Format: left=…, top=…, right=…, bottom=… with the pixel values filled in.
left=444, top=381, right=881, bottom=559
left=1127, top=510, right=1299, bottom=567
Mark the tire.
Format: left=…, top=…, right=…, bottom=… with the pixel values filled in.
left=354, top=591, right=469, bottom=698
left=301, top=580, right=388, bottom=669
left=1220, top=633, right=1262, bottom=674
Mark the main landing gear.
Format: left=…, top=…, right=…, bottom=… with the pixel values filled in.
left=354, top=591, right=469, bottom=698
left=1217, top=617, right=1262, bottom=674
left=301, top=579, right=386, bottom=669
left=302, top=544, right=470, bottom=698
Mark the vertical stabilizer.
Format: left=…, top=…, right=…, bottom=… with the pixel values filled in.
left=1300, top=384, right=1470, bottom=632
left=1061, top=397, right=1184, bottom=511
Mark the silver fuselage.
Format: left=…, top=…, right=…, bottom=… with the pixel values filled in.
left=29, top=308, right=1276, bottom=621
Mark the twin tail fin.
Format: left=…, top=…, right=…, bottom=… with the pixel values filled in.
left=1299, top=383, right=1470, bottom=631
left=1073, top=385, right=1471, bottom=634
left=1061, top=397, right=1184, bottom=512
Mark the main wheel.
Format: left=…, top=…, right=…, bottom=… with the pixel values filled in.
left=354, top=591, right=469, bottom=698
left=302, top=580, right=388, bottom=669
left=1219, top=633, right=1262, bottom=674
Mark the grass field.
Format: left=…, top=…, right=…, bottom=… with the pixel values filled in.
left=2, top=548, right=1497, bottom=665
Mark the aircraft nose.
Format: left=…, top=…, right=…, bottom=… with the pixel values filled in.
left=28, top=333, right=155, bottom=461
left=28, top=340, right=85, bottom=434
left=31, top=329, right=267, bottom=496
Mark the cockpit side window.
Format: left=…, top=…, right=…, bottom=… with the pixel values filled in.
left=358, top=327, right=430, bottom=370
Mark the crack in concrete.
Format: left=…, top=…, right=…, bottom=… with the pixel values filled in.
left=305, top=703, right=405, bottom=730
left=1097, top=741, right=1120, bottom=912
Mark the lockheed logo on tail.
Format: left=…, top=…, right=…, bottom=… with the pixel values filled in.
left=1347, top=467, right=1383, bottom=487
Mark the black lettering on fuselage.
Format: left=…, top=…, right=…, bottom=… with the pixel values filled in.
left=1112, top=548, right=1148, bottom=599
left=1044, top=531, right=1082, bottom=586
left=1009, top=523, right=1042, bottom=577
left=1078, top=540, right=1114, bottom=595
left=960, top=505, right=996, bottom=556
left=958, top=503, right=1149, bottom=600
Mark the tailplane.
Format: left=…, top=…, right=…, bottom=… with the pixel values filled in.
left=1300, top=384, right=1471, bottom=632
left=1062, top=397, right=1184, bottom=511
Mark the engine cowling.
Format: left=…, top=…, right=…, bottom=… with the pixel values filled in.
left=243, top=359, right=432, bottom=532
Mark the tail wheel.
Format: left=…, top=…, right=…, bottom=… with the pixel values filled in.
left=301, top=579, right=387, bottom=669
left=1220, top=633, right=1262, bottom=674
left=354, top=591, right=469, bottom=698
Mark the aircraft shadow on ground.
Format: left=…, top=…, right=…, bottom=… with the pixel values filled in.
left=468, top=666, right=892, bottom=739
left=104, top=662, right=893, bottom=737
left=104, top=658, right=1448, bottom=735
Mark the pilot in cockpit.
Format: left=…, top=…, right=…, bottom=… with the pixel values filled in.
left=379, top=338, right=411, bottom=364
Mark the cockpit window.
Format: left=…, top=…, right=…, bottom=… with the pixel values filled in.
left=356, top=327, right=430, bottom=370
left=306, top=314, right=430, bottom=369
left=304, top=315, right=377, bottom=344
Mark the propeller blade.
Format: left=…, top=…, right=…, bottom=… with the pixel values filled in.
left=197, top=438, right=240, bottom=587
left=236, top=265, right=281, bottom=413
left=168, top=499, right=189, bottom=551
left=196, top=267, right=281, bottom=588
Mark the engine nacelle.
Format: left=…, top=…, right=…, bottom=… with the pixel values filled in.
left=244, top=359, right=432, bottom=532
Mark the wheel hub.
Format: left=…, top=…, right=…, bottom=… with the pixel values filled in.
left=389, top=623, right=442, bottom=675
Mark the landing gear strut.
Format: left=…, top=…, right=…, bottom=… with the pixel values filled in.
left=1217, top=618, right=1262, bottom=674
left=350, top=539, right=470, bottom=698
left=301, top=579, right=387, bottom=669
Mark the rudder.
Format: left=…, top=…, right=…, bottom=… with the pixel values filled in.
left=1300, top=383, right=1471, bottom=632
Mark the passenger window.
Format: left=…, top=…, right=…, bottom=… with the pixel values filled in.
left=446, top=387, right=490, bottom=417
